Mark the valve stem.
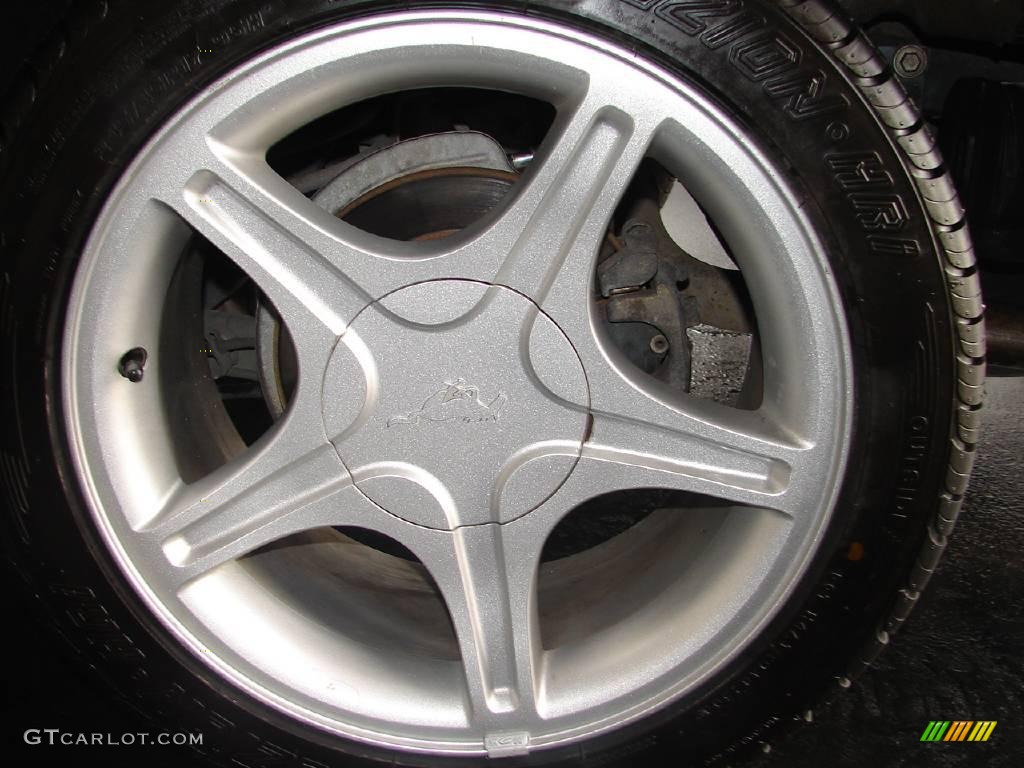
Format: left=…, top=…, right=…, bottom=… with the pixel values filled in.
left=118, top=347, right=148, bottom=383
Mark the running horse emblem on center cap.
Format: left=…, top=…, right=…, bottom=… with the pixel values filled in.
left=387, top=378, right=509, bottom=427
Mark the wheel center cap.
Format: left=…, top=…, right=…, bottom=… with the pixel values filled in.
left=321, top=280, right=589, bottom=530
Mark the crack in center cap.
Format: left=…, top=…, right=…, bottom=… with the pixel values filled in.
left=321, top=280, right=590, bottom=530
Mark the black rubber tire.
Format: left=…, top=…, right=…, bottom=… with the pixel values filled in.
left=0, top=1, right=983, bottom=766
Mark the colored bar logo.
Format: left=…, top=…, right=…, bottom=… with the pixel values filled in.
left=920, top=721, right=997, bottom=742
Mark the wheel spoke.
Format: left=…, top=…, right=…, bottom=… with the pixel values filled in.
left=518, top=403, right=805, bottom=530
left=577, top=405, right=799, bottom=510
left=480, top=93, right=659, bottom=305
left=419, top=523, right=543, bottom=728
left=147, top=127, right=402, bottom=336
left=144, top=415, right=357, bottom=585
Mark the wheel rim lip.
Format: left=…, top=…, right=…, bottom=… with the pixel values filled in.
left=59, top=10, right=854, bottom=755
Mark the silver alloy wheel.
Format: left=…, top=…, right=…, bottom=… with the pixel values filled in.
left=62, top=10, right=853, bottom=758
